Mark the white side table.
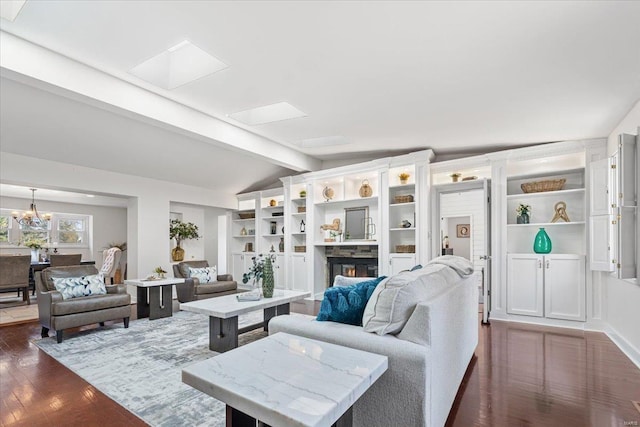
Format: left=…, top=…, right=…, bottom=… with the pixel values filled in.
left=125, top=278, right=185, bottom=320
left=182, top=332, right=388, bottom=426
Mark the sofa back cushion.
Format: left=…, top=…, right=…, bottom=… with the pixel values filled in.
left=362, top=264, right=456, bottom=335
left=316, top=276, right=386, bottom=326
left=42, top=265, right=99, bottom=291
left=333, top=275, right=374, bottom=287
left=177, top=260, right=209, bottom=278
left=189, top=266, right=217, bottom=284
left=52, top=274, right=107, bottom=300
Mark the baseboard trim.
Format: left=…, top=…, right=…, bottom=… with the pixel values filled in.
left=605, top=328, right=640, bottom=370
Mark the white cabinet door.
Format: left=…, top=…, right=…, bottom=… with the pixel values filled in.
left=544, top=255, right=586, bottom=321
left=507, top=254, right=543, bottom=317
left=274, top=254, right=285, bottom=289
left=389, top=254, right=416, bottom=276
left=232, top=253, right=247, bottom=286
left=589, top=215, right=615, bottom=272
left=291, top=255, right=308, bottom=292
left=589, top=158, right=613, bottom=215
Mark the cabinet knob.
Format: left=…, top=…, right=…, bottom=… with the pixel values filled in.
left=546, top=260, right=550, bottom=269
left=538, top=260, right=542, bottom=268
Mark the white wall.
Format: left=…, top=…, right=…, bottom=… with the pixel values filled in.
left=440, top=190, right=485, bottom=272
left=0, top=196, right=126, bottom=269
left=446, top=216, right=471, bottom=260
left=0, top=152, right=236, bottom=280
left=602, top=99, right=640, bottom=367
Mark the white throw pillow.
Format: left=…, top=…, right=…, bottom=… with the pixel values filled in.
left=52, top=274, right=107, bottom=300
left=189, top=266, right=217, bottom=284
left=362, top=265, right=446, bottom=335
left=333, top=275, right=373, bottom=287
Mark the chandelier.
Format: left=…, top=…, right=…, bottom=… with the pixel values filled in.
left=11, top=188, right=52, bottom=229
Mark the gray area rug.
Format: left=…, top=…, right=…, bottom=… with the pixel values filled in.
left=35, top=309, right=283, bottom=426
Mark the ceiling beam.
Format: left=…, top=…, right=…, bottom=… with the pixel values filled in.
left=0, top=31, right=321, bottom=172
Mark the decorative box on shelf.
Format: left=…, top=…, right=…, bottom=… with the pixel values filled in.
left=294, top=246, right=306, bottom=253
left=521, top=179, right=566, bottom=193
left=238, top=212, right=255, bottom=219
left=394, top=195, right=414, bottom=204
left=395, top=244, right=416, bottom=253
left=297, top=206, right=306, bottom=213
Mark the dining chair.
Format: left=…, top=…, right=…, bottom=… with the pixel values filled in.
left=0, top=255, right=31, bottom=305
left=49, top=254, right=82, bottom=267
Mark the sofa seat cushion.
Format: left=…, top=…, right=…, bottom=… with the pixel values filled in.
left=52, top=293, right=131, bottom=316
left=195, top=280, right=236, bottom=295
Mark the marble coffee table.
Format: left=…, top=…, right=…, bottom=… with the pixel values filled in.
left=179, top=289, right=310, bottom=352
left=124, top=277, right=185, bottom=320
left=182, top=332, right=388, bottom=427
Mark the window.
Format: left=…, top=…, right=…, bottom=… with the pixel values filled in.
left=0, top=209, right=91, bottom=248
left=56, top=216, right=87, bottom=245
left=0, top=214, right=9, bottom=242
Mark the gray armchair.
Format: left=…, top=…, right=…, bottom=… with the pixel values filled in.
left=36, top=265, right=131, bottom=343
left=0, top=255, right=31, bottom=305
left=173, top=260, right=237, bottom=302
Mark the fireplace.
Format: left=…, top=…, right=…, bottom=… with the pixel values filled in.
left=327, top=257, right=378, bottom=286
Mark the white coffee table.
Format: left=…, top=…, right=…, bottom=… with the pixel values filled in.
left=124, top=278, right=185, bottom=320
left=182, top=332, right=388, bottom=427
left=180, top=289, right=310, bottom=352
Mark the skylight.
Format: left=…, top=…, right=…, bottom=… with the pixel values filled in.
left=0, top=0, right=27, bottom=22
left=129, top=40, right=227, bottom=90
left=229, top=102, right=307, bottom=126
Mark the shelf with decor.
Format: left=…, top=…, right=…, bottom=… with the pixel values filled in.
left=388, top=165, right=418, bottom=275
left=505, top=153, right=588, bottom=324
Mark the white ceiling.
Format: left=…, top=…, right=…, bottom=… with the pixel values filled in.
left=0, top=184, right=129, bottom=208
left=1, top=1, right=639, bottom=182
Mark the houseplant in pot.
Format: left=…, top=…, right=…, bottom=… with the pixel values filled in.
left=23, top=238, right=45, bottom=263
left=169, top=219, right=200, bottom=262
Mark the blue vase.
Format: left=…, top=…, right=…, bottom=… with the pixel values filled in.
left=533, top=228, right=552, bottom=254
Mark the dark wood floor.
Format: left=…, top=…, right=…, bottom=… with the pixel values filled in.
left=1, top=302, right=639, bottom=427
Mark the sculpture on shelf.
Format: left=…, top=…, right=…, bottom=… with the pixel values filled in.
left=320, top=218, right=342, bottom=242
left=322, top=186, right=335, bottom=202
left=550, top=201, right=570, bottom=223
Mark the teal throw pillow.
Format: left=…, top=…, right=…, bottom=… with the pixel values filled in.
left=52, top=275, right=107, bottom=300
left=317, top=276, right=386, bottom=326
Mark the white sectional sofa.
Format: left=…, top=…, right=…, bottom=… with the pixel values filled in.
left=269, top=262, right=478, bottom=427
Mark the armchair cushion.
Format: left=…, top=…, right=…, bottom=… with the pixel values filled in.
left=52, top=274, right=107, bottom=300
left=195, top=280, right=237, bottom=295
left=189, top=266, right=217, bottom=284
left=42, top=265, right=100, bottom=291
left=177, top=260, right=209, bottom=278
left=52, top=292, right=131, bottom=315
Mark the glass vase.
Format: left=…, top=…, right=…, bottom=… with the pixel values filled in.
left=517, top=213, right=530, bottom=224
left=533, top=228, right=552, bottom=254
left=31, top=249, right=39, bottom=263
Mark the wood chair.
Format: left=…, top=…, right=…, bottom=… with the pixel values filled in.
left=49, top=254, right=82, bottom=267
left=0, top=255, right=31, bottom=305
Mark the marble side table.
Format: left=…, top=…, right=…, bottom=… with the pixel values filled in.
left=182, top=332, right=388, bottom=427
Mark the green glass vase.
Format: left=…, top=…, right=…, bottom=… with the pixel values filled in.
left=262, top=257, right=274, bottom=298
left=533, top=228, right=552, bottom=254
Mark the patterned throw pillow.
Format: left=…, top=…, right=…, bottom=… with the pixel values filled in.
left=52, top=275, right=107, bottom=300
left=189, top=266, right=217, bottom=284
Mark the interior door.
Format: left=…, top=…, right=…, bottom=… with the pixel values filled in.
left=481, top=179, right=492, bottom=324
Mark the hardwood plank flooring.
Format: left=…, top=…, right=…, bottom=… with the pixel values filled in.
left=1, top=302, right=638, bottom=427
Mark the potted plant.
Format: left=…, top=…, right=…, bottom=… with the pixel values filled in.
left=169, top=219, right=200, bottom=262
left=242, top=253, right=277, bottom=297
left=154, top=266, right=167, bottom=279
left=516, top=204, right=531, bottom=224
left=399, top=172, right=410, bottom=185
left=23, top=238, right=45, bottom=263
